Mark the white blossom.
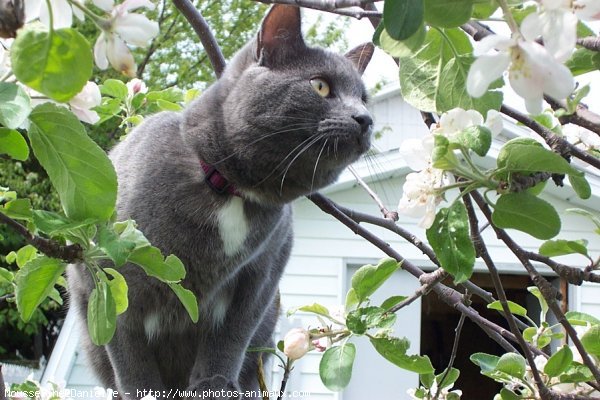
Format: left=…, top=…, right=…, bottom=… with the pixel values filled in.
left=283, top=328, right=310, bottom=360
left=126, top=78, right=148, bottom=96
left=93, top=0, right=159, bottom=77
left=432, top=107, right=503, bottom=139
left=69, top=81, right=102, bottom=124
left=467, top=34, right=575, bottom=115
left=24, top=0, right=84, bottom=28
left=398, top=167, right=447, bottom=229
left=563, top=124, right=600, bottom=153
left=521, top=0, right=578, bottom=62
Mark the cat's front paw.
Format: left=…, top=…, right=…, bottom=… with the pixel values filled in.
left=187, top=375, right=241, bottom=400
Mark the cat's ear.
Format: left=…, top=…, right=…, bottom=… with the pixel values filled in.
left=256, top=4, right=305, bottom=65
left=345, top=42, right=375, bottom=75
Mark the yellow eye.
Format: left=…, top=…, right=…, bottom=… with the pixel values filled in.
left=310, top=78, right=330, bottom=97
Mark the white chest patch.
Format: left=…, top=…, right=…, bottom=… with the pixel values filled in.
left=217, top=197, right=249, bottom=256
left=144, top=312, right=161, bottom=342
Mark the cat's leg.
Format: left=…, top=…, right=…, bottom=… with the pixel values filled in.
left=104, top=324, right=167, bottom=399
left=238, top=293, right=280, bottom=398
left=188, top=247, right=290, bottom=400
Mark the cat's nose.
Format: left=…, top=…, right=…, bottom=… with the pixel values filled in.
left=352, top=113, right=373, bottom=134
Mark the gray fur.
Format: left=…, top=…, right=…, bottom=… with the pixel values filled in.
left=68, top=5, right=373, bottom=400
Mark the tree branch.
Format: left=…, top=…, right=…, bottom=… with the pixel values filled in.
left=577, top=36, right=600, bottom=52
left=501, top=104, right=600, bottom=170
left=386, top=269, right=447, bottom=313
left=308, top=193, right=543, bottom=356
left=171, top=0, right=226, bottom=78
left=0, top=213, right=83, bottom=263
left=470, top=191, right=600, bottom=386
left=434, top=311, right=466, bottom=399
left=526, top=251, right=600, bottom=285
left=252, top=0, right=382, bottom=19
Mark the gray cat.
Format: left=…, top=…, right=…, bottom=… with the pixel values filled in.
left=68, top=4, right=373, bottom=399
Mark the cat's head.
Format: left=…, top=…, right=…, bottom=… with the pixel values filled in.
left=185, top=4, right=374, bottom=204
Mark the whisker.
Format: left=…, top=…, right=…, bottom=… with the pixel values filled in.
left=279, top=133, right=327, bottom=195
left=310, top=138, right=329, bottom=193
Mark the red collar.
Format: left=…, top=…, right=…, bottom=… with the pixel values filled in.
left=200, top=160, right=241, bottom=197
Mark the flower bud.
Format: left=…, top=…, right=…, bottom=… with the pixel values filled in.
left=283, top=328, right=310, bottom=360
left=127, top=78, right=147, bottom=96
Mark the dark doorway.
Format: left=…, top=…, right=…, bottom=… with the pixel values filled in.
left=420, top=273, right=553, bottom=399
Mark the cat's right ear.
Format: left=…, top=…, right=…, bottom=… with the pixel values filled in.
left=256, top=4, right=305, bottom=66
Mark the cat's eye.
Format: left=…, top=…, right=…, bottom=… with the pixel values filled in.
left=310, top=78, right=330, bottom=97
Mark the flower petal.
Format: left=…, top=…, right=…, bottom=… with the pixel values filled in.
left=467, top=53, right=510, bottom=98
left=473, top=34, right=514, bottom=56
left=92, top=0, right=114, bottom=11
left=114, top=13, right=159, bottom=46
left=399, top=138, right=430, bottom=171
left=94, top=33, right=109, bottom=70
left=541, top=9, right=577, bottom=62
left=39, top=0, right=73, bottom=28
left=520, top=12, right=543, bottom=42
left=485, top=109, right=503, bottom=137
left=118, top=0, right=155, bottom=12
left=106, top=35, right=137, bottom=77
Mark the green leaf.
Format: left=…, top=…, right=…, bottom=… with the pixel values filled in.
left=499, top=388, right=520, bottom=400
left=351, top=258, right=401, bottom=303
left=492, top=193, right=561, bottom=240
left=566, top=208, right=600, bottom=234
left=28, top=103, right=117, bottom=221
left=345, top=288, right=359, bottom=311
left=113, top=220, right=151, bottom=249
left=346, top=307, right=396, bottom=335
left=155, top=99, right=182, bottom=112
left=472, top=0, right=498, bottom=18
left=569, top=174, right=591, bottom=200
left=168, top=283, right=199, bottom=323
left=581, top=325, right=600, bottom=356
left=470, top=352, right=500, bottom=373
left=103, top=268, right=128, bottom=315
left=15, top=245, right=38, bottom=268
left=319, top=343, right=356, bottom=391
left=527, top=286, right=548, bottom=321
left=560, top=363, right=593, bottom=383
left=487, top=300, right=528, bottom=317
left=497, top=139, right=579, bottom=176
left=399, top=28, right=501, bottom=115
left=100, top=79, right=128, bottom=100
left=32, top=210, right=97, bottom=243
left=287, top=303, right=331, bottom=319
left=98, top=224, right=136, bottom=267
left=566, top=48, right=600, bottom=76
left=379, top=25, right=426, bottom=58
left=48, top=287, right=63, bottom=305
left=370, top=336, right=434, bottom=373
left=0, top=267, right=14, bottom=283
left=1, top=199, right=32, bottom=220
left=12, top=26, right=92, bottom=102
left=420, top=372, right=435, bottom=389
left=496, top=353, right=526, bottom=379
left=383, top=0, right=424, bottom=40
left=15, top=256, right=66, bottom=322
left=545, top=345, right=573, bottom=377
left=453, top=125, right=492, bottom=156
left=436, top=367, right=460, bottom=388
left=381, top=295, right=408, bottom=310
left=565, top=311, right=600, bottom=326
left=424, top=0, right=473, bottom=28
left=128, top=246, right=186, bottom=282
left=426, top=201, right=475, bottom=284
left=0, top=83, right=31, bottom=129
left=539, top=239, right=589, bottom=258
left=0, top=128, right=29, bottom=161
left=87, top=280, right=117, bottom=345
left=146, top=88, right=184, bottom=103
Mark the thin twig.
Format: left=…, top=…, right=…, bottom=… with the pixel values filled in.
left=0, top=213, right=83, bottom=263
left=277, top=362, right=292, bottom=400
left=464, top=193, right=550, bottom=394
left=171, top=0, right=226, bottom=78
left=253, top=0, right=382, bottom=19
left=434, top=311, right=466, bottom=400
left=470, top=191, right=600, bottom=386
left=348, top=166, right=398, bottom=220
left=386, top=269, right=447, bottom=313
